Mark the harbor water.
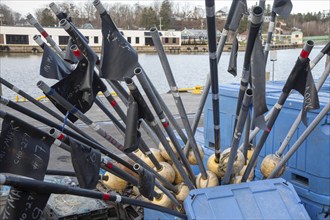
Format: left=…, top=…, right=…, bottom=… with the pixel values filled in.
left=0, top=46, right=327, bottom=100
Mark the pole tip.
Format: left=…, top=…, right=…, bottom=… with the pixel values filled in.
left=150, top=27, right=157, bottom=32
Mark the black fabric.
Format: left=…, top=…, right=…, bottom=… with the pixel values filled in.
left=40, top=43, right=71, bottom=80
left=0, top=113, right=53, bottom=178
left=138, top=168, right=155, bottom=200
left=46, top=59, right=106, bottom=122
left=301, top=64, right=320, bottom=125
left=227, top=35, right=238, bottom=76
left=123, top=97, right=141, bottom=153
left=67, top=23, right=97, bottom=105
left=99, top=12, right=138, bottom=81
left=282, top=58, right=309, bottom=95
left=273, top=0, right=293, bottom=18
left=251, top=37, right=268, bottom=130
left=69, top=139, right=101, bottom=189
left=0, top=190, right=50, bottom=220
left=0, top=113, right=54, bottom=220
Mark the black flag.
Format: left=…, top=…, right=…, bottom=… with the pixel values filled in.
left=69, top=139, right=101, bottom=189
left=251, top=36, right=268, bottom=130
left=0, top=113, right=54, bottom=220
left=301, top=64, right=320, bottom=125
left=282, top=58, right=320, bottom=125
left=99, top=11, right=139, bottom=81
left=40, top=43, right=71, bottom=80
left=227, top=34, right=239, bottom=76
left=123, top=96, right=141, bottom=153
left=273, top=0, right=293, bottom=18
left=135, top=165, right=155, bottom=200
left=46, top=60, right=107, bottom=122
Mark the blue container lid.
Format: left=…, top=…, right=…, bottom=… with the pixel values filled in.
left=184, top=178, right=310, bottom=220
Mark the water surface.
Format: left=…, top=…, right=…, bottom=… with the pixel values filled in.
left=0, top=47, right=326, bottom=100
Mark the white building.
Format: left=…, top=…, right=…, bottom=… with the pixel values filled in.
left=0, top=26, right=181, bottom=48
left=291, top=31, right=303, bottom=45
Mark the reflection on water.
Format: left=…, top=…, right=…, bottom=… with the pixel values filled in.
left=0, top=47, right=327, bottom=100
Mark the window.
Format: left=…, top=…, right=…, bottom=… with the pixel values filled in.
left=135, top=37, right=139, bottom=44
left=94, top=36, right=99, bottom=44
left=59, top=36, right=69, bottom=45
left=165, top=38, right=169, bottom=44
left=6, top=34, right=28, bottom=44
left=127, top=37, right=131, bottom=43
left=173, top=38, right=177, bottom=43
left=145, top=38, right=154, bottom=46
left=295, top=34, right=299, bottom=38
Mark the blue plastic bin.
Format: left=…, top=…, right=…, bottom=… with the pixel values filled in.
left=144, top=178, right=310, bottom=220
left=204, top=79, right=330, bottom=218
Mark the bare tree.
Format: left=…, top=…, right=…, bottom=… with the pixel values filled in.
left=0, top=4, right=14, bottom=25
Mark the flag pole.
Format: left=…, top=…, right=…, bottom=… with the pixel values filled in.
left=0, top=174, right=187, bottom=219
left=237, top=42, right=330, bottom=151
left=222, top=89, right=253, bottom=184
left=151, top=27, right=208, bottom=181
left=276, top=61, right=330, bottom=157
left=125, top=77, right=195, bottom=190
left=183, top=1, right=246, bottom=157
left=134, top=67, right=196, bottom=181
left=233, top=6, right=264, bottom=134
left=241, top=41, right=315, bottom=182
left=37, top=80, right=180, bottom=202
left=0, top=96, right=133, bottom=171
left=268, top=100, right=330, bottom=179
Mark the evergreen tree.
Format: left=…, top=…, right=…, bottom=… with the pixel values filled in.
left=140, top=7, right=158, bottom=29
left=159, top=0, right=172, bottom=30
left=36, top=8, right=57, bottom=27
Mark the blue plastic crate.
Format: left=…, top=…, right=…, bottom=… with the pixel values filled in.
left=184, top=178, right=310, bottom=220
left=204, top=79, right=330, bottom=218
left=144, top=178, right=310, bottom=220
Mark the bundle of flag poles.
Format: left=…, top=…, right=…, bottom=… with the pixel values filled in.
left=0, top=0, right=329, bottom=219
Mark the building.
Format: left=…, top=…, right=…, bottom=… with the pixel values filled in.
left=0, top=26, right=181, bottom=51
left=291, top=31, right=303, bottom=45
left=181, top=28, right=221, bottom=45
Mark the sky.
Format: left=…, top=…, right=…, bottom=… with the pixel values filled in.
left=1, top=0, right=330, bottom=16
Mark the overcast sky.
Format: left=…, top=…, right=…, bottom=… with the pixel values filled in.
left=2, top=0, right=330, bottom=16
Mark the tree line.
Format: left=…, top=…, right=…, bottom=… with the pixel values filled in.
left=0, top=1, right=329, bottom=36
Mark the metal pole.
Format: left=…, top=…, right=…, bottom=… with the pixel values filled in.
left=268, top=101, right=330, bottom=178
left=276, top=62, right=330, bottom=157
left=272, top=60, right=275, bottom=82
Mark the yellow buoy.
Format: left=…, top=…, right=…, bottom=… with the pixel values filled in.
left=103, top=172, right=128, bottom=192
left=218, top=148, right=245, bottom=178
left=134, top=149, right=143, bottom=157
left=158, top=139, right=179, bottom=162
left=141, top=148, right=165, bottom=168
left=247, top=147, right=255, bottom=162
left=260, top=154, right=285, bottom=178
left=150, top=148, right=165, bottom=162
left=206, top=154, right=220, bottom=178
left=187, top=144, right=204, bottom=165
left=154, top=161, right=175, bottom=183
left=152, top=188, right=172, bottom=208
left=175, top=183, right=189, bottom=201
left=172, top=164, right=188, bottom=184
left=195, top=171, right=219, bottom=188
left=239, top=163, right=254, bottom=181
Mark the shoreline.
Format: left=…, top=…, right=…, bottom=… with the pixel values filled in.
left=0, top=43, right=302, bottom=54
